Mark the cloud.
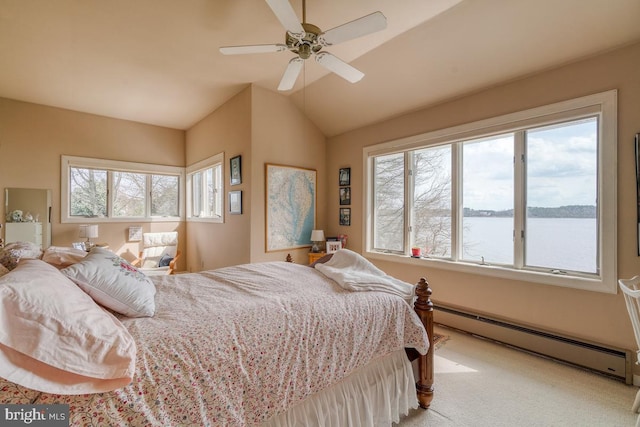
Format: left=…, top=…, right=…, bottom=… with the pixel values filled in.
left=462, top=119, right=597, bottom=210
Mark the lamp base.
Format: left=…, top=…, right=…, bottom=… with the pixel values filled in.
left=311, top=242, right=321, bottom=253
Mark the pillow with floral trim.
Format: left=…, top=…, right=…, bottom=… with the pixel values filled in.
left=0, top=259, right=136, bottom=394
left=61, top=247, right=156, bottom=317
left=0, top=241, right=43, bottom=270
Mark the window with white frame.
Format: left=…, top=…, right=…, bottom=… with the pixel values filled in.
left=364, top=90, right=617, bottom=293
left=186, top=153, right=224, bottom=222
left=62, top=156, right=183, bottom=222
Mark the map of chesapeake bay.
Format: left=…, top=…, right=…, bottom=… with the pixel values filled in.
left=266, top=165, right=316, bottom=251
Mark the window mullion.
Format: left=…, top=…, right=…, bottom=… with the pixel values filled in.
left=406, top=151, right=415, bottom=254
left=146, top=175, right=152, bottom=217
left=451, top=143, right=462, bottom=262
left=107, top=171, right=114, bottom=218
left=513, top=131, right=526, bottom=268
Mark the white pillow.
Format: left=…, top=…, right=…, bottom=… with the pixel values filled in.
left=42, top=245, right=87, bottom=267
left=0, top=259, right=136, bottom=394
left=61, top=247, right=156, bottom=317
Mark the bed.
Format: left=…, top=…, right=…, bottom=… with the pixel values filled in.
left=0, top=245, right=434, bottom=426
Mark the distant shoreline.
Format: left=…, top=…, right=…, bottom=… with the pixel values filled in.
left=464, top=205, right=596, bottom=219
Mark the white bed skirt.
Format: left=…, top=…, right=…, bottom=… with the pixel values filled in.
left=263, top=350, right=418, bottom=426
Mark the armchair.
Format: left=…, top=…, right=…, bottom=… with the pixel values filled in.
left=132, top=231, right=180, bottom=276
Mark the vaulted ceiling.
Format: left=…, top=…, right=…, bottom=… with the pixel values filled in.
left=1, top=0, right=639, bottom=137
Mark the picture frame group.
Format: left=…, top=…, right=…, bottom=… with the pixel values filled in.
left=338, top=167, right=351, bottom=226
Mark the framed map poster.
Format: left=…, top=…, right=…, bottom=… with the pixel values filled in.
left=265, top=164, right=316, bottom=252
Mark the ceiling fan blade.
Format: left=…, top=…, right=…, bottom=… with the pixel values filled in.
left=220, top=44, right=288, bottom=55
left=320, top=11, right=387, bottom=46
left=265, top=0, right=304, bottom=35
left=278, top=57, right=304, bottom=91
left=315, top=52, right=364, bottom=83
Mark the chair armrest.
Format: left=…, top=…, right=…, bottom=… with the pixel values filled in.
left=168, top=250, right=181, bottom=274
left=131, top=252, right=143, bottom=267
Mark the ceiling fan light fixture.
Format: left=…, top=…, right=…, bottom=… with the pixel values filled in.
left=219, top=0, right=385, bottom=90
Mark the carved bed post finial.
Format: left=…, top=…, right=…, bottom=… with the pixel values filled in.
left=414, top=277, right=434, bottom=409
left=285, top=253, right=293, bottom=263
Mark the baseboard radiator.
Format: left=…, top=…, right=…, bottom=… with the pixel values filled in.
left=434, top=304, right=633, bottom=384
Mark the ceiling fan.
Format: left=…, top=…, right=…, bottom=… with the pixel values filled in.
left=220, top=0, right=387, bottom=91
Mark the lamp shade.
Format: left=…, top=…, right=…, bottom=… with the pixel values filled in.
left=310, top=229, right=325, bottom=242
left=79, top=224, right=99, bottom=239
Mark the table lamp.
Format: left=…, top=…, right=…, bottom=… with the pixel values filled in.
left=79, top=224, right=99, bottom=250
left=310, top=229, right=325, bottom=253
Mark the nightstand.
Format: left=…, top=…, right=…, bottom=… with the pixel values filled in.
left=308, top=252, right=326, bottom=265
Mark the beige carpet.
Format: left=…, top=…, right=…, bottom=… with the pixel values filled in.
left=397, top=325, right=638, bottom=427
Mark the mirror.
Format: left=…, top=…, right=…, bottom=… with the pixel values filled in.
left=4, top=188, right=52, bottom=248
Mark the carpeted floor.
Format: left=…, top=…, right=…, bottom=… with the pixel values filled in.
left=397, top=325, right=638, bottom=427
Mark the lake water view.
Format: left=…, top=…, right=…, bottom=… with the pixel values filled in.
left=462, top=217, right=597, bottom=273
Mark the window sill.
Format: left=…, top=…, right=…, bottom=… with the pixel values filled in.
left=365, top=251, right=615, bottom=294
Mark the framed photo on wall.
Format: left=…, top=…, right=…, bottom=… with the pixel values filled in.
left=230, top=155, right=242, bottom=186
left=229, top=190, right=242, bottom=214
left=128, top=226, right=142, bottom=242
left=339, top=208, right=351, bottom=226
left=339, top=187, right=351, bottom=205
left=339, top=167, right=350, bottom=186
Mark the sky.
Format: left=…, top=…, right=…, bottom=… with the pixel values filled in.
left=462, top=118, right=598, bottom=211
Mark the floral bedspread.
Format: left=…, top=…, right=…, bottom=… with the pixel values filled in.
left=0, top=261, right=429, bottom=426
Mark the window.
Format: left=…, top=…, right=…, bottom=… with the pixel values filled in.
left=365, top=90, right=617, bottom=293
left=186, top=153, right=224, bottom=223
left=62, top=156, right=183, bottom=222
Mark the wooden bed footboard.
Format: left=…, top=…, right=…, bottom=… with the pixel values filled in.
left=288, top=254, right=434, bottom=408
left=413, top=277, right=434, bottom=409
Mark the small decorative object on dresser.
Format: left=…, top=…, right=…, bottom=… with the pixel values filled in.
left=326, top=240, right=342, bottom=254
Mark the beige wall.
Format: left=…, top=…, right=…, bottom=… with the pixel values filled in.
left=326, top=41, right=640, bottom=352
left=184, top=85, right=326, bottom=268
left=249, top=85, right=326, bottom=264
left=185, top=87, right=252, bottom=271
left=0, top=98, right=186, bottom=268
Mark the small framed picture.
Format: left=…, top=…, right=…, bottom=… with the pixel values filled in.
left=339, top=208, right=351, bottom=226
left=339, top=187, right=351, bottom=205
left=128, top=226, right=142, bottom=242
left=229, top=190, right=242, bottom=214
left=326, top=240, right=342, bottom=254
left=230, top=155, right=242, bottom=186
left=339, top=167, right=350, bottom=186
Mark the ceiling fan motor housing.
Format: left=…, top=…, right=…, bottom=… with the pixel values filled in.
left=286, top=22, right=323, bottom=59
